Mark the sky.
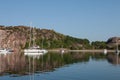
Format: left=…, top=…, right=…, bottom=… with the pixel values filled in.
left=0, top=0, right=120, bottom=41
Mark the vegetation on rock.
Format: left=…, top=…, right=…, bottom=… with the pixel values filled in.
left=0, top=25, right=91, bottom=51
left=0, top=25, right=118, bottom=50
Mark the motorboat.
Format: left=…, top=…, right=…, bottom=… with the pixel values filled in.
left=0, top=48, right=13, bottom=55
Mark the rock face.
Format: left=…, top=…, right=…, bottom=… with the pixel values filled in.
left=0, top=29, right=27, bottom=52
left=0, top=26, right=31, bottom=52
left=0, top=25, right=90, bottom=53
left=106, top=37, right=120, bottom=47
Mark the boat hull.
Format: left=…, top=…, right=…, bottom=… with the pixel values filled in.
left=24, top=49, right=48, bottom=55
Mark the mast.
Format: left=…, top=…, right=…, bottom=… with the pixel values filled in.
left=33, top=26, right=35, bottom=47
left=116, top=38, right=119, bottom=55
left=29, top=22, right=32, bottom=47
left=42, top=38, right=43, bottom=49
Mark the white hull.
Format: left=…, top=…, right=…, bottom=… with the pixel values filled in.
left=0, top=49, right=12, bottom=55
left=0, top=51, right=9, bottom=54
left=24, top=49, right=48, bottom=55
left=24, top=52, right=43, bottom=55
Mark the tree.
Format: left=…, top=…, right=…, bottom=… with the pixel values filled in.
left=91, top=41, right=107, bottom=49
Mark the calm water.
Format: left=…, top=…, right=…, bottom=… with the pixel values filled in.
left=0, top=52, right=120, bottom=80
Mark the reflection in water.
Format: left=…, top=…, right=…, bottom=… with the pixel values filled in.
left=107, top=53, right=120, bottom=65
left=0, top=53, right=26, bottom=75
left=0, top=52, right=119, bottom=76
left=32, top=52, right=90, bottom=73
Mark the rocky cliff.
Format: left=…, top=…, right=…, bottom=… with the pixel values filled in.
left=0, top=26, right=27, bottom=52
left=106, top=37, right=120, bottom=48
left=0, top=25, right=90, bottom=53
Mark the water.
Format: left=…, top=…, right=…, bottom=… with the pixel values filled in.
left=0, top=52, right=120, bottom=80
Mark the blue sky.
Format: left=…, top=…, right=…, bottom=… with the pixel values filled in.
left=0, top=0, right=120, bottom=41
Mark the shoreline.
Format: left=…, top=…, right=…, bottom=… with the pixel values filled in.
left=48, top=49, right=115, bottom=53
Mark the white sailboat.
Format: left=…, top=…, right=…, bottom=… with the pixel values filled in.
left=24, top=26, right=48, bottom=55
left=24, top=46, right=48, bottom=55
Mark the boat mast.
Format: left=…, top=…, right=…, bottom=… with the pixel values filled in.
left=29, top=23, right=32, bottom=47
left=42, top=38, right=43, bottom=49
left=33, top=26, right=35, bottom=47
left=116, top=38, right=119, bottom=55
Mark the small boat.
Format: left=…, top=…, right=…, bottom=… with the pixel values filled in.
left=60, top=49, right=65, bottom=54
left=0, top=48, right=13, bottom=55
left=103, top=49, right=107, bottom=55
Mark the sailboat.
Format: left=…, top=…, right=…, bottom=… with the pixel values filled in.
left=24, top=46, right=48, bottom=55
left=24, top=26, right=48, bottom=55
